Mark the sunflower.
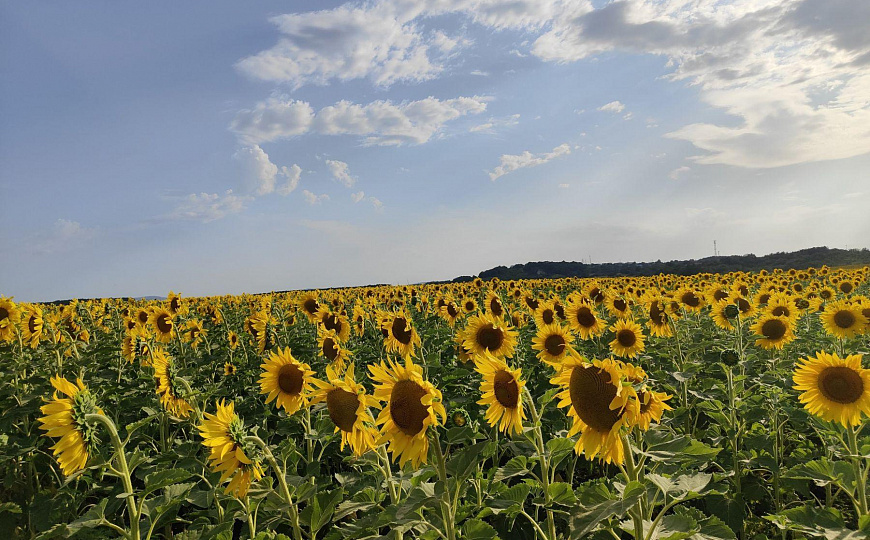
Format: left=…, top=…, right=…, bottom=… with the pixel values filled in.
left=198, top=400, right=264, bottom=497
left=149, top=307, right=175, bottom=343
left=317, top=307, right=351, bottom=342
left=793, top=352, right=870, bottom=427
left=604, top=295, right=632, bottom=319
left=228, top=331, right=239, bottom=350
left=247, top=310, right=276, bottom=353
left=551, top=355, right=637, bottom=464
left=369, top=357, right=446, bottom=468
left=224, top=362, right=237, bottom=376
left=311, top=364, right=379, bottom=456
left=475, top=353, right=526, bottom=435
left=484, top=291, right=506, bottom=318
left=620, top=363, right=672, bottom=431
left=565, top=300, right=605, bottom=340
left=382, top=311, right=422, bottom=359
left=462, top=313, right=518, bottom=359
left=439, top=301, right=462, bottom=327
left=318, top=329, right=352, bottom=372
left=352, top=305, right=368, bottom=335
left=152, top=350, right=192, bottom=418
left=676, top=287, right=704, bottom=312
left=642, top=296, right=673, bottom=338
left=182, top=319, right=207, bottom=350
left=820, top=300, right=867, bottom=340
left=299, top=292, right=321, bottom=322
left=38, top=376, right=102, bottom=476
left=167, top=291, right=187, bottom=315
left=711, top=300, right=738, bottom=331
left=259, top=347, right=316, bottom=415
left=533, top=301, right=559, bottom=328
left=22, top=304, right=44, bottom=348
left=609, top=319, right=646, bottom=359
left=0, top=297, right=21, bottom=342
left=122, top=326, right=151, bottom=364
left=751, top=314, right=796, bottom=350
left=462, top=298, right=478, bottom=314
left=531, top=323, right=575, bottom=368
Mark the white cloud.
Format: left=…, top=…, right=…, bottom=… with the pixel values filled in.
left=351, top=191, right=366, bottom=203
left=235, top=3, right=463, bottom=88
left=230, top=100, right=314, bottom=146
left=32, top=219, right=97, bottom=254
left=530, top=0, right=870, bottom=168
left=232, top=95, right=488, bottom=146
left=470, top=70, right=489, bottom=76
left=303, top=190, right=330, bottom=206
left=278, top=164, right=302, bottom=196
left=469, top=114, right=521, bottom=133
left=488, top=143, right=572, bottom=181
left=597, top=101, right=625, bottom=113
left=169, top=191, right=250, bottom=223
left=234, top=145, right=278, bottom=195
left=668, top=166, right=691, bottom=180
left=326, top=160, right=356, bottom=188
left=368, top=196, right=384, bottom=210
left=559, top=183, right=570, bottom=188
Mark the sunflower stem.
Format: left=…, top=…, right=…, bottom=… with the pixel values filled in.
left=247, top=435, right=304, bottom=540
left=85, top=413, right=140, bottom=540
left=431, top=429, right=457, bottom=540
left=621, top=436, right=646, bottom=540
left=524, top=386, right=557, bottom=540
left=846, top=425, right=868, bottom=516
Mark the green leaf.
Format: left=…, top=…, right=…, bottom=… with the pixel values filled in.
left=447, top=442, right=496, bottom=480
left=299, top=488, right=343, bottom=535
left=647, top=473, right=715, bottom=502
left=494, top=456, right=529, bottom=482
left=463, top=518, right=500, bottom=540
left=647, top=513, right=699, bottom=540
left=547, top=482, right=577, bottom=506
left=785, top=459, right=854, bottom=489
left=144, top=469, right=193, bottom=495
left=488, top=484, right=531, bottom=516
left=765, top=505, right=868, bottom=539
left=570, top=481, right=645, bottom=539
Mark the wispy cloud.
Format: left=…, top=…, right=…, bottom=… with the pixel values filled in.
left=488, top=143, right=572, bottom=181
left=166, top=191, right=251, bottom=223
left=303, top=190, right=330, bottom=206
left=326, top=159, right=357, bottom=188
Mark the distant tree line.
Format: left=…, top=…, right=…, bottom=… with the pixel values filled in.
left=451, top=247, right=870, bottom=282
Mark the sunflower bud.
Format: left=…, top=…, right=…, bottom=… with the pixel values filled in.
left=723, top=304, right=740, bottom=319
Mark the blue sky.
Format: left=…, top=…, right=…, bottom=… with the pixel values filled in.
left=2, top=0, right=870, bottom=302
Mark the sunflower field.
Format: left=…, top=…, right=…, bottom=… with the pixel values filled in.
left=1, top=266, right=870, bottom=540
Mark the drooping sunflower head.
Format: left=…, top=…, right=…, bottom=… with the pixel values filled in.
left=318, top=328, right=352, bottom=371
left=149, top=308, right=175, bottom=343
left=462, top=313, right=518, bottom=359
left=167, top=291, right=187, bottom=316
left=198, top=400, right=264, bottom=497
left=793, top=352, right=870, bottom=427
left=820, top=300, right=867, bottom=340
left=299, top=292, right=321, bottom=322
left=551, top=355, right=638, bottom=464
left=475, top=353, right=526, bottom=435
left=122, top=325, right=152, bottom=365
left=485, top=291, right=505, bottom=318
left=247, top=310, right=277, bottom=353
left=531, top=323, right=574, bottom=368
left=22, top=304, right=44, bottom=348
left=620, top=362, right=672, bottom=431
left=311, top=364, right=380, bottom=457
left=228, top=330, right=239, bottom=350
left=642, top=295, right=672, bottom=337
left=38, top=376, right=102, bottom=476
left=259, top=347, right=316, bottom=415
left=382, top=310, right=422, bottom=359
left=369, top=357, right=446, bottom=468
left=609, top=318, right=646, bottom=359
left=751, top=314, right=796, bottom=350
left=317, top=307, right=351, bottom=342
left=439, top=301, right=462, bottom=326
left=152, top=350, right=193, bottom=418
left=182, top=319, right=207, bottom=349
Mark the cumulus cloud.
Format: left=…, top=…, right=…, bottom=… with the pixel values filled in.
left=235, top=3, right=463, bottom=88
left=351, top=191, right=366, bottom=203
left=303, top=190, right=330, bottom=205
left=368, top=196, right=384, bottom=210
left=326, top=160, right=356, bottom=188
left=488, top=143, right=572, bottom=181
left=169, top=191, right=250, bottom=223
left=232, top=96, right=488, bottom=146
left=597, top=100, right=625, bottom=113
left=32, top=219, right=97, bottom=254
left=234, top=145, right=278, bottom=195
left=529, top=0, right=870, bottom=168
left=278, top=164, right=302, bottom=195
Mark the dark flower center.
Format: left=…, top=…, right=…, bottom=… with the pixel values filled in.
left=390, top=379, right=428, bottom=436
left=761, top=319, right=786, bottom=340
left=569, top=365, right=621, bottom=433
left=391, top=317, right=413, bottom=345
left=493, top=370, right=519, bottom=409
left=277, top=363, right=304, bottom=395
left=617, top=329, right=637, bottom=348
left=477, top=324, right=504, bottom=352
left=544, top=334, right=566, bottom=357
left=818, top=366, right=864, bottom=404
left=833, top=310, right=856, bottom=329
left=575, top=306, right=596, bottom=328
left=327, top=388, right=359, bottom=432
